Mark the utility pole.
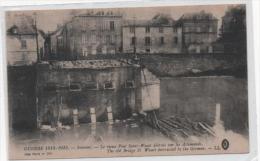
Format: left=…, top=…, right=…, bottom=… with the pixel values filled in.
left=34, top=13, right=40, bottom=62
left=133, top=15, right=140, bottom=62
left=133, top=16, right=136, bottom=57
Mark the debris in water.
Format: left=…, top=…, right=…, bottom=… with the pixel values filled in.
left=145, top=111, right=215, bottom=140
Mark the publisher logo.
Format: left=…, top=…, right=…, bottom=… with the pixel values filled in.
left=221, top=139, right=229, bottom=150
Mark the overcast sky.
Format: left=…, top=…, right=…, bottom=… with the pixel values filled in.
left=6, top=4, right=239, bottom=32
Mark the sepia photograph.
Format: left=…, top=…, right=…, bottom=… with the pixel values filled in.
left=5, top=3, right=249, bottom=160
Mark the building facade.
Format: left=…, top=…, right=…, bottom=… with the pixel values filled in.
left=45, top=10, right=219, bottom=60
left=6, top=15, right=44, bottom=66
left=54, top=11, right=123, bottom=60
left=177, top=11, right=218, bottom=53
left=122, top=20, right=182, bottom=54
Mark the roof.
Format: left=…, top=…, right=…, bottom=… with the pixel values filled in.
left=7, top=15, right=36, bottom=35
left=123, top=19, right=177, bottom=27
left=179, top=10, right=218, bottom=21
left=76, top=11, right=122, bottom=18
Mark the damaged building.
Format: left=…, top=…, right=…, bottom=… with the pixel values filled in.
left=36, top=59, right=160, bottom=127
left=6, top=14, right=45, bottom=66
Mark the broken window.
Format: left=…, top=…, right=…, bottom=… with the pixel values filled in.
left=104, top=81, right=114, bottom=89
left=125, top=80, right=135, bottom=88
left=69, top=83, right=81, bottom=91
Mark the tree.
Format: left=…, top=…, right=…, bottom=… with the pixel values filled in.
left=218, top=5, right=247, bottom=56
left=151, top=13, right=173, bottom=25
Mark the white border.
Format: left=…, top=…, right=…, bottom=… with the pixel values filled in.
left=0, top=0, right=258, bottom=161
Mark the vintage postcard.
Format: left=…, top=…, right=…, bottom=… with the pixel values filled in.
left=5, top=3, right=249, bottom=160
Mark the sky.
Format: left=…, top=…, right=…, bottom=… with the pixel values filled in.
left=6, top=4, right=239, bottom=33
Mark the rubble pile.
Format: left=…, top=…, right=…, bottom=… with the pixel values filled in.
left=146, top=112, right=215, bottom=140
left=47, top=59, right=131, bottom=69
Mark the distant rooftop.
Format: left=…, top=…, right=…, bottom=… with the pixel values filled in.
left=7, top=14, right=36, bottom=35
left=179, top=10, right=218, bottom=21
left=75, top=11, right=122, bottom=18
left=41, top=59, right=139, bottom=69
left=123, top=19, right=176, bottom=27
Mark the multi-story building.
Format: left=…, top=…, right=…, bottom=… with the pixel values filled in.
left=176, top=10, right=218, bottom=53
left=55, top=11, right=123, bottom=60
left=6, top=14, right=44, bottom=65
left=46, top=10, right=219, bottom=59
left=218, top=5, right=246, bottom=53
left=122, top=20, right=182, bottom=54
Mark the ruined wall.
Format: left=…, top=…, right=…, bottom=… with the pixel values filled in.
left=36, top=64, right=138, bottom=125
left=135, top=68, right=160, bottom=112
left=159, top=76, right=248, bottom=133
left=140, top=54, right=246, bottom=77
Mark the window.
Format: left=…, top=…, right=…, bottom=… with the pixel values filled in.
left=197, top=27, right=201, bottom=32
left=131, top=37, right=136, bottom=45
left=145, top=26, right=150, bottom=33
left=84, top=82, right=98, bottom=90
left=196, top=46, right=200, bottom=53
left=145, top=37, right=151, bottom=46
left=159, top=27, right=163, bottom=33
left=96, top=47, right=102, bottom=54
left=146, top=48, right=150, bottom=53
left=104, top=81, right=114, bottom=89
left=174, top=37, right=178, bottom=44
left=69, top=83, right=81, bottom=91
left=44, top=83, right=58, bottom=92
left=106, top=35, right=111, bottom=44
left=209, top=27, right=213, bottom=32
left=208, top=46, right=213, bottom=53
left=110, top=21, right=115, bottom=31
left=21, top=40, right=27, bottom=49
left=130, top=26, right=135, bottom=33
left=160, top=37, right=164, bottom=45
left=185, top=26, right=189, bottom=32
left=125, top=80, right=135, bottom=88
